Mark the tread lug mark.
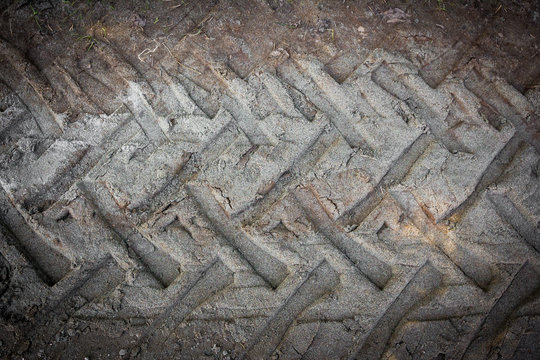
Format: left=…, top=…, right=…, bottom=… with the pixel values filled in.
left=42, top=63, right=102, bottom=115
left=13, top=140, right=90, bottom=213
left=463, top=67, right=540, bottom=152
left=0, top=189, right=71, bottom=285
left=371, top=61, right=469, bottom=155
left=213, top=65, right=278, bottom=146
left=0, top=39, right=62, bottom=135
left=279, top=58, right=372, bottom=152
left=18, top=255, right=124, bottom=354
left=339, top=132, right=432, bottom=227
left=77, top=181, right=180, bottom=287
left=92, top=42, right=152, bottom=92
left=135, top=109, right=236, bottom=220
left=292, top=58, right=374, bottom=152
left=159, top=66, right=205, bottom=116
left=222, top=93, right=277, bottom=146
left=391, top=188, right=493, bottom=290
left=351, top=261, right=442, bottom=360
left=294, top=186, right=392, bottom=289
left=187, top=183, right=289, bottom=288
left=258, top=72, right=304, bottom=119
left=17, top=116, right=138, bottom=217
left=99, top=39, right=204, bottom=118
left=92, top=43, right=170, bottom=144
left=487, top=192, right=540, bottom=253
left=418, top=40, right=468, bottom=88
left=461, top=261, right=540, bottom=360
left=238, top=113, right=331, bottom=226
left=142, top=258, right=234, bottom=351
left=440, top=135, right=522, bottom=222
left=0, top=225, right=41, bottom=286
left=57, top=55, right=123, bottom=115
left=244, top=259, right=340, bottom=359
left=124, top=81, right=169, bottom=145
left=0, top=250, right=10, bottom=298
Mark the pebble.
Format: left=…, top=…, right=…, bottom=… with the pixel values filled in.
left=130, top=347, right=141, bottom=357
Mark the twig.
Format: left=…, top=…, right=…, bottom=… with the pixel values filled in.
left=171, top=0, right=187, bottom=9
left=138, top=40, right=160, bottom=62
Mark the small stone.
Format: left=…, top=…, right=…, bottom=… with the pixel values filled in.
left=133, top=14, right=146, bottom=27
left=130, top=347, right=141, bottom=357
left=119, top=349, right=127, bottom=356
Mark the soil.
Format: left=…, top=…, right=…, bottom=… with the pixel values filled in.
left=0, top=1, right=539, bottom=359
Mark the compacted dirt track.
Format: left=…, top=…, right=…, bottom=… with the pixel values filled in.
left=0, top=1, right=539, bottom=359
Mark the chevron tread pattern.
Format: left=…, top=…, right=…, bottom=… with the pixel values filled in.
left=0, top=4, right=539, bottom=358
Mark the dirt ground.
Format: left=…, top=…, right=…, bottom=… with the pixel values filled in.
left=1, top=0, right=539, bottom=90
left=0, top=0, right=539, bottom=359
